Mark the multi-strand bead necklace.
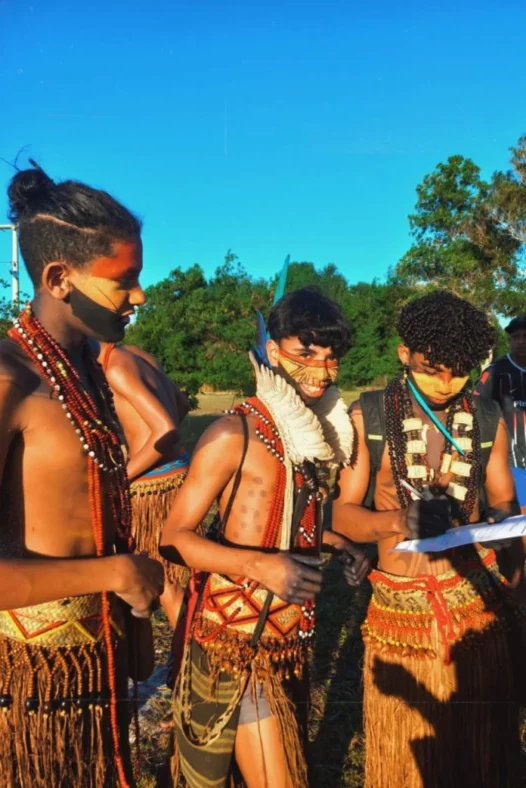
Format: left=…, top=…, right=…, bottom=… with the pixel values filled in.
left=385, top=374, right=481, bottom=523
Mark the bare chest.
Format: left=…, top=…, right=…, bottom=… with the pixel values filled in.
left=219, top=439, right=278, bottom=548
left=1, top=390, right=115, bottom=558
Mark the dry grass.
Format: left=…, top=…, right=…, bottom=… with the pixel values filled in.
left=308, top=559, right=371, bottom=787
left=181, top=390, right=362, bottom=457
left=135, top=611, right=174, bottom=787
left=195, top=390, right=363, bottom=417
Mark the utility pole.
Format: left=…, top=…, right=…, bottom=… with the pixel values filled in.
left=0, top=224, right=19, bottom=307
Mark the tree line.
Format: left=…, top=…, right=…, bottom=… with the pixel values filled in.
left=2, top=133, right=526, bottom=394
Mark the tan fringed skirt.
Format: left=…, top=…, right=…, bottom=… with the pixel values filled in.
left=0, top=594, right=132, bottom=788
left=362, top=550, right=521, bottom=788
left=130, top=454, right=189, bottom=586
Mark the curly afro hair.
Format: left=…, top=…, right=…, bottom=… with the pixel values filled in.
left=397, top=291, right=496, bottom=375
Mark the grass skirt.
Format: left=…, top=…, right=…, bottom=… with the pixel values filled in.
left=0, top=594, right=132, bottom=788
left=131, top=454, right=189, bottom=586
left=362, top=550, right=521, bottom=788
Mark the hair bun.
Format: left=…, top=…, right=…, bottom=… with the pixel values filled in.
left=7, top=160, right=55, bottom=222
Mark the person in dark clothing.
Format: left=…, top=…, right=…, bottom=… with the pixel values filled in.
left=476, top=315, right=526, bottom=508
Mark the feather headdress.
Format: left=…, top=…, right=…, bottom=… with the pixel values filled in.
left=252, top=254, right=290, bottom=367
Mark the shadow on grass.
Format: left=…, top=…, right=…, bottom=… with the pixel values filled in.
left=309, top=559, right=372, bottom=788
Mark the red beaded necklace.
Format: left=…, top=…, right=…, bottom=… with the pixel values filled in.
left=9, top=303, right=133, bottom=788
left=232, top=397, right=320, bottom=640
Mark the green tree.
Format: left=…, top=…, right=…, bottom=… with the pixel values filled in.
left=395, top=155, right=523, bottom=316
left=280, top=261, right=351, bottom=306
left=0, top=280, right=20, bottom=338
left=340, top=280, right=410, bottom=388
left=490, top=134, right=526, bottom=247
left=126, top=252, right=270, bottom=395
left=127, top=253, right=416, bottom=394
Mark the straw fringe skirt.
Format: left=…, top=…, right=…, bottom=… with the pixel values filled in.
left=130, top=455, right=189, bottom=586
left=362, top=552, right=521, bottom=788
left=0, top=594, right=132, bottom=788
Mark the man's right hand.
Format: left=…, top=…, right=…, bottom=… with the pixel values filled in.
left=254, top=553, right=323, bottom=604
left=113, top=554, right=165, bottom=614
left=403, top=498, right=453, bottom=540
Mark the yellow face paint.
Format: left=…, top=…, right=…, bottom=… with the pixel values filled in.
left=411, top=371, right=469, bottom=401
left=278, top=347, right=339, bottom=390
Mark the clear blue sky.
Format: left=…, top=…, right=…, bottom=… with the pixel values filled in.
left=1, top=0, right=525, bottom=297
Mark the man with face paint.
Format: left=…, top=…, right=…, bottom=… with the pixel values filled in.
left=333, top=291, right=525, bottom=788
left=476, top=315, right=526, bottom=511
left=0, top=162, right=164, bottom=787
left=160, top=287, right=370, bottom=788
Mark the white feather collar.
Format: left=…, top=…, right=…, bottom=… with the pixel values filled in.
left=249, top=353, right=353, bottom=468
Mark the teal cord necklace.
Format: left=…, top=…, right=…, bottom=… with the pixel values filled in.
left=406, top=377, right=466, bottom=457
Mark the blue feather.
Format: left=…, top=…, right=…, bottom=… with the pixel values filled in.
left=251, top=254, right=291, bottom=368
left=253, top=311, right=270, bottom=366
left=273, top=254, right=290, bottom=306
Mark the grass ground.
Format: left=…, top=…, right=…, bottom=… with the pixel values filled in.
left=136, top=393, right=526, bottom=786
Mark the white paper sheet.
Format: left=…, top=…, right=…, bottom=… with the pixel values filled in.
left=393, top=515, right=526, bottom=554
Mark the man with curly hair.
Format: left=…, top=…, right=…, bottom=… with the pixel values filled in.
left=333, top=291, right=525, bottom=788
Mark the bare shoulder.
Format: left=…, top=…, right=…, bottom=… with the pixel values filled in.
left=194, top=413, right=253, bottom=457
left=0, top=340, right=37, bottom=431
left=197, top=413, right=250, bottom=443
left=0, top=338, right=37, bottom=394
left=104, top=345, right=142, bottom=385
left=121, top=344, right=162, bottom=370
left=349, top=400, right=364, bottom=433
left=349, top=398, right=362, bottom=416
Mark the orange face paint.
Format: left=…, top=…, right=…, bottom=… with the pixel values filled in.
left=411, top=371, right=469, bottom=401
left=278, top=347, right=339, bottom=389
left=90, top=240, right=142, bottom=281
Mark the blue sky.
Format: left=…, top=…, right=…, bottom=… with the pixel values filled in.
left=1, top=0, right=525, bottom=297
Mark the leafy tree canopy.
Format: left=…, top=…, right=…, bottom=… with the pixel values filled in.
left=4, top=133, right=526, bottom=395
left=394, top=152, right=525, bottom=317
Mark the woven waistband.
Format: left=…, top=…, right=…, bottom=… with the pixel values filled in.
left=365, top=551, right=507, bottom=662
left=198, top=572, right=304, bottom=640
left=370, top=549, right=502, bottom=613
left=0, top=594, right=125, bottom=647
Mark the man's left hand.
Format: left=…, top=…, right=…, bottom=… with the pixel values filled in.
left=322, top=530, right=371, bottom=586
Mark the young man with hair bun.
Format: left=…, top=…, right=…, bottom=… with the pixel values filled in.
left=0, top=162, right=163, bottom=787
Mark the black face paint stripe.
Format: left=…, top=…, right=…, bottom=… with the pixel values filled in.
left=92, top=282, right=121, bottom=313
left=68, top=285, right=127, bottom=343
